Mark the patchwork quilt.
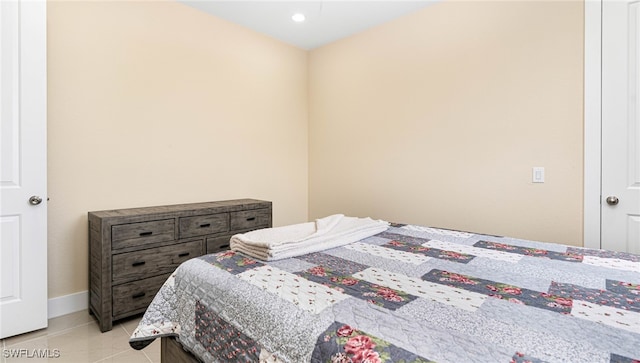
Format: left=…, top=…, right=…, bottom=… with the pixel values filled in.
left=129, top=223, right=640, bottom=363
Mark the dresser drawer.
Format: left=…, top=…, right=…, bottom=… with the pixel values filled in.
left=112, top=273, right=171, bottom=317
left=112, top=219, right=175, bottom=250
left=179, top=213, right=228, bottom=239
left=230, top=209, right=270, bottom=231
left=89, top=199, right=271, bottom=332
left=206, top=236, right=231, bottom=254
left=112, top=240, right=203, bottom=284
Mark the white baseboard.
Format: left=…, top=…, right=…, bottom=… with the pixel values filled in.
left=48, top=290, right=88, bottom=319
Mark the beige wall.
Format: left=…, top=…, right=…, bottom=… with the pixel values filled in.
left=309, top=1, right=584, bottom=246
left=47, top=0, right=585, bottom=300
left=47, top=1, right=308, bottom=298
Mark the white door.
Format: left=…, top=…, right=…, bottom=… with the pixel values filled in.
left=0, top=0, right=48, bottom=338
left=601, top=0, right=640, bottom=253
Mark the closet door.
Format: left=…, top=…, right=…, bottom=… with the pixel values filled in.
left=0, top=0, right=48, bottom=338
left=601, top=0, right=640, bottom=253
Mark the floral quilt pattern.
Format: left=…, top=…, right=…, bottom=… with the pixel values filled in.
left=199, top=250, right=263, bottom=274
left=510, top=352, right=545, bottom=363
left=610, top=353, right=640, bottom=363
left=473, top=241, right=584, bottom=262
left=195, top=300, right=259, bottom=362
left=299, top=266, right=417, bottom=310
left=422, top=270, right=573, bottom=313
left=548, top=281, right=639, bottom=312
left=130, top=223, right=640, bottom=363
left=312, top=322, right=434, bottom=363
left=567, top=247, right=640, bottom=262
left=382, top=239, right=475, bottom=264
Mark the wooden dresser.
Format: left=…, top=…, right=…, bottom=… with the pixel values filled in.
left=88, top=199, right=272, bottom=332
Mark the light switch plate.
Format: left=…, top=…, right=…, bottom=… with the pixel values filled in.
left=533, top=167, right=545, bottom=183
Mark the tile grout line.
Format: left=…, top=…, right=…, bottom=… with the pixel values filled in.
left=119, top=323, right=153, bottom=363
left=3, top=321, right=94, bottom=348
left=85, top=321, right=139, bottom=363
left=4, top=318, right=151, bottom=363
left=120, top=322, right=133, bottom=336
left=91, top=348, right=149, bottom=363
left=120, top=322, right=155, bottom=363
left=142, top=350, right=155, bottom=363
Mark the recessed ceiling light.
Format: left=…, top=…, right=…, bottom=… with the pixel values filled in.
left=292, top=13, right=305, bottom=23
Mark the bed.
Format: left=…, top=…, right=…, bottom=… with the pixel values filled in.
left=129, top=221, right=640, bottom=363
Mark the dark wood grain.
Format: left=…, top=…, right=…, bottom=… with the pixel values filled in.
left=111, top=219, right=175, bottom=250
left=179, top=213, right=229, bottom=238
left=230, top=208, right=271, bottom=230
left=112, top=273, right=171, bottom=316
left=161, top=337, right=202, bottom=363
left=88, top=199, right=272, bottom=332
left=206, top=235, right=232, bottom=254
left=112, top=240, right=204, bottom=284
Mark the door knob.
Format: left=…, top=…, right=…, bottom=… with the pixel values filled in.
left=28, top=196, right=43, bottom=205
left=606, top=196, right=619, bottom=205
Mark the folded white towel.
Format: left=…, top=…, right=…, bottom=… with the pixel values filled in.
left=230, top=214, right=389, bottom=261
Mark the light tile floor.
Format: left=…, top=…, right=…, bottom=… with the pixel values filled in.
left=0, top=311, right=159, bottom=363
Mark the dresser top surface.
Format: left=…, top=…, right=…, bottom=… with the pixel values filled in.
left=88, top=199, right=271, bottom=219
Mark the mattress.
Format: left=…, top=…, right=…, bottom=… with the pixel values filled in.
left=129, top=222, right=640, bottom=362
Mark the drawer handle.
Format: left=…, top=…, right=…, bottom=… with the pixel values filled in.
left=139, top=231, right=153, bottom=237
left=220, top=244, right=230, bottom=249
left=132, top=292, right=146, bottom=299
left=132, top=261, right=146, bottom=267
left=246, top=217, right=256, bottom=221
left=199, top=223, right=211, bottom=228
left=178, top=252, right=190, bottom=258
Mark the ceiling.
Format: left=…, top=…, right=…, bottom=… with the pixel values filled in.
left=179, top=1, right=434, bottom=50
